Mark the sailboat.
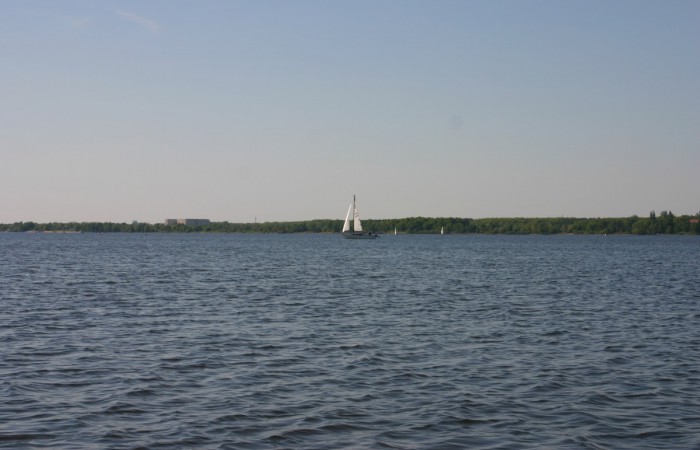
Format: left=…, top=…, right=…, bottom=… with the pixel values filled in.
left=342, top=195, right=378, bottom=239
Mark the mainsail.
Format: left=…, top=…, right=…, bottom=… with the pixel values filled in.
left=353, top=196, right=363, bottom=232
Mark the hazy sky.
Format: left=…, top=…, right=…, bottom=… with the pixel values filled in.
left=2, top=1, right=698, bottom=223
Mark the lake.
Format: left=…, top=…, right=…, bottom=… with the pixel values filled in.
left=1, top=233, right=699, bottom=449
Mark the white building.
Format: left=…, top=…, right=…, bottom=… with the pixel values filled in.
left=164, top=218, right=211, bottom=226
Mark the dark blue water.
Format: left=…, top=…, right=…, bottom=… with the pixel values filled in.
left=1, top=233, right=699, bottom=449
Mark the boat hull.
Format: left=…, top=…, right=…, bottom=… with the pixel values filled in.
left=342, top=232, right=379, bottom=239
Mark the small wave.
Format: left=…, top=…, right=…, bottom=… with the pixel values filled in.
left=0, top=433, right=56, bottom=442
left=581, top=391, right=622, bottom=406
left=458, top=417, right=496, bottom=425
left=603, top=345, right=626, bottom=353
left=527, top=380, right=568, bottom=393
left=267, top=427, right=321, bottom=441
left=125, top=387, right=158, bottom=397
left=319, top=422, right=369, bottom=432
left=102, top=402, right=147, bottom=415
left=606, top=355, right=633, bottom=365
left=212, top=413, right=250, bottom=424
left=339, top=343, right=366, bottom=350
left=348, top=393, right=379, bottom=402
left=634, top=429, right=686, bottom=439
left=542, top=329, right=567, bottom=336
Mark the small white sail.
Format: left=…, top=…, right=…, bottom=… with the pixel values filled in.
left=353, top=196, right=363, bottom=232
left=342, top=203, right=352, bottom=232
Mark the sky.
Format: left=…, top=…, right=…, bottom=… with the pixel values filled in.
left=1, top=1, right=698, bottom=223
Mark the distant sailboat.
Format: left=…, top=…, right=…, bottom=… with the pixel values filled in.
left=342, top=195, right=378, bottom=239
left=441, top=226, right=444, bottom=235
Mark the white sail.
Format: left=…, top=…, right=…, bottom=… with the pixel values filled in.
left=353, top=196, right=363, bottom=232
left=342, top=203, right=352, bottom=232
left=341, top=195, right=377, bottom=239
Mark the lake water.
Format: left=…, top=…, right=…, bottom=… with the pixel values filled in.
left=1, top=233, right=699, bottom=449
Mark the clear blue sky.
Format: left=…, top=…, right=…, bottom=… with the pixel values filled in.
left=2, top=1, right=698, bottom=223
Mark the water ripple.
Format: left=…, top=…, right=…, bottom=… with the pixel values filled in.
left=1, top=233, right=699, bottom=448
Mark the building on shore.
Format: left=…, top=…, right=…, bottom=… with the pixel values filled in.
left=164, top=218, right=211, bottom=226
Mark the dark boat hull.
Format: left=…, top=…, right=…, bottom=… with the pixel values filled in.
left=342, top=232, right=379, bottom=239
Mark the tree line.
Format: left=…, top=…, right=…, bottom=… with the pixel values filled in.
left=2, top=211, right=699, bottom=235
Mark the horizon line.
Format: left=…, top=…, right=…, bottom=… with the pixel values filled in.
left=2, top=211, right=698, bottom=226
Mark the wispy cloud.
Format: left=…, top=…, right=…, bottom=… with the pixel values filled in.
left=114, top=10, right=161, bottom=34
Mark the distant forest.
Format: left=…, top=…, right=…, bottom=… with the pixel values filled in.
left=2, top=211, right=699, bottom=235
